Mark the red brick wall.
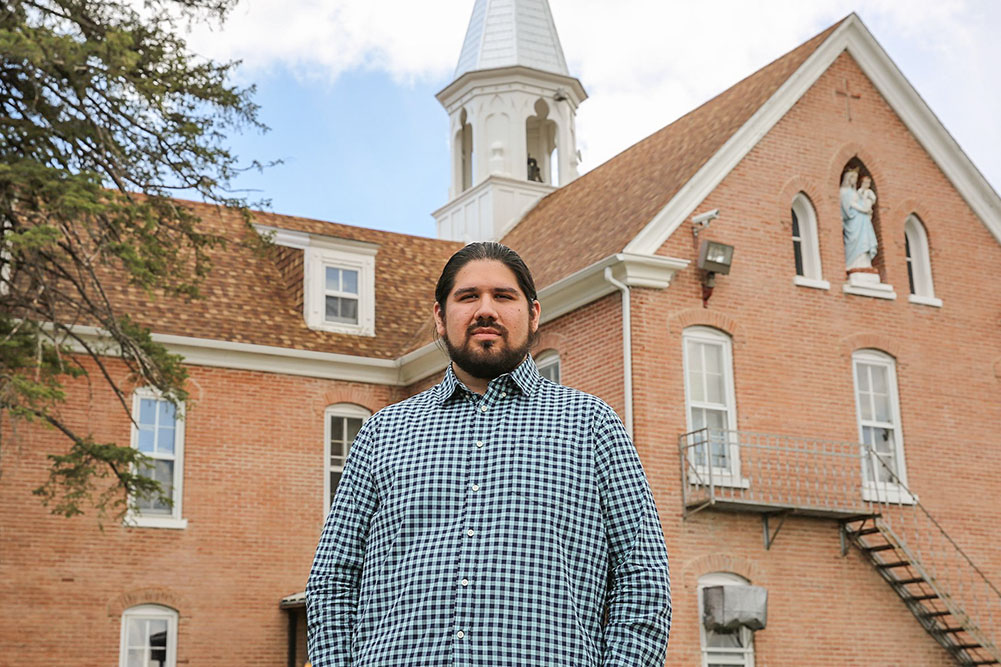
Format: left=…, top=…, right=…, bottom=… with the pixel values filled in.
left=0, top=358, right=395, bottom=666
left=635, top=52, right=1001, bottom=664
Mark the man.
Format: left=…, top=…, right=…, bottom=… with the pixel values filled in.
left=306, top=242, right=671, bottom=666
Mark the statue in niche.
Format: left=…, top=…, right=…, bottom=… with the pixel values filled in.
left=840, top=168, right=879, bottom=271
left=527, top=156, right=543, bottom=183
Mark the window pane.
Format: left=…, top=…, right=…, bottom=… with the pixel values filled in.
left=856, top=363, right=870, bottom=392
left=340, top=298, right=358, bottom=323
left=342, top=269, right=358, bottom=294
left=707, top=629, right=744, bottom=648
left=157, top=400, right=175, bottom=425
left=706, top=370, right=725, bottom=405
left=689, top=368, right=705, bottom=404
left=686, top=340, right=703, bottom=373
left=871, top=365, right=888, bottom=394
left=325, top=296, right=359, bottom=324
left=158, top=425, right=175, bottom=455
left=137, top=426, right=156, bottom=453
left=325, top=266, right=341, bottom=291
left=139, top=398, right=157, bottom=427
left=859, top=389, right=873, bottom=421
left=873, top=392, right=891, bottom=423
left=793, top=239, right=804, bottom=276
left=330, top=470, right=342, bottom=504
left=127, top=618, right=143, bottom=647
left=138, top=461, right=174, bottom=512
left=345, top=417, right=363, bottom=442
left=126, top=648, right=145, bottom=667
left=791, top=209, right=800, bottom=237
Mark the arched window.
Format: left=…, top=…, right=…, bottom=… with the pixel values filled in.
left=682, top=327, right=741, bottom=485
left=904, top=215, right=940, bottom=306
left=120, top=604, right=178, bottom=667
left=852, top=349, right=910, bottom=501
left=458, top=108, right=473, bottom=191
left=324, top=403, right=371, bottom=513
left=698, top=572, right=755, bottom=667
left=791, top=192, right=827, bottom=289
left=525, top=99, right=557, bottom=185
left=535, top=349, right=561, bottom=384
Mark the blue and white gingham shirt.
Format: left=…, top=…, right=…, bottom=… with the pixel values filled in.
left=306, top=356, right=671, bottom=666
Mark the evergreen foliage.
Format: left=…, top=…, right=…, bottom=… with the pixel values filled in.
left=0, top=0, right=266, bottom=520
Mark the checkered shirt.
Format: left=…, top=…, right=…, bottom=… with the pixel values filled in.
left=306, top=356, right=671, bottom=666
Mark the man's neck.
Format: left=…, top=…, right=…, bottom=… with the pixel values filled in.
left=451, top=364, right=490, bottom=395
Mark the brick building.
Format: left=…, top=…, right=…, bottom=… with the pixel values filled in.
left=3, top=2, right=1001, bottom=665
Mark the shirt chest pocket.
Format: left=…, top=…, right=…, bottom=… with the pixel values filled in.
left=505, top=440, right=586, bottom=517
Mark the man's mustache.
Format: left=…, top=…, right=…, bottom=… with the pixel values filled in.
left=466, top=318, right=507, bottom=336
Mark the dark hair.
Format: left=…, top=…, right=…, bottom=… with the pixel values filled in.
left=435, top=242, right=538, bottom=311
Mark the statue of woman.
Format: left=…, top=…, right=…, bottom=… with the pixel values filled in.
left=841, top=170, right=879, bottom=270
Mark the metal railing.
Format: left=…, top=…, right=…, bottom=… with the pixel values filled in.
left=679, top=428, right=1001, bottom=660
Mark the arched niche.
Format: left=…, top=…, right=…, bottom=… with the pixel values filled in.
left=525, top=98, right=558, bottom=185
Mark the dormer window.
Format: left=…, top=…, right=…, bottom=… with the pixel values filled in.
left=306, top=246, right=375, bottom=335
left=324, top=266, right=360, bottom=325
left=253, top=223, right=378, bottom=337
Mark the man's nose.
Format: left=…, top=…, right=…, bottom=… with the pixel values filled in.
left=473, top=295, right=499, bottom=320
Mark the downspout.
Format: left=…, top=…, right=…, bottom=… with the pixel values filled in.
left=604, top=267, right=633, bottom=437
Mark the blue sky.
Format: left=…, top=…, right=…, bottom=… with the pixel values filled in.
left=188, top=0, right=1001, bottom=239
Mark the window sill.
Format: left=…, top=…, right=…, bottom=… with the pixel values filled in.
left=126, top=516, right=189, bottom=530
left=862, top=484, right=915, bottom=505
left=688, top=471, right=751, bottom=490
left=306, top=320, right=375, bottom=337
left=793, top=276, right=830, bottom=290
left=908, top=294, right=942, bottom=308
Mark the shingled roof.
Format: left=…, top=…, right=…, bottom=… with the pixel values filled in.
left=104, top=200, right=460, bottom=359
left=502, top=18, right=845, bottom=290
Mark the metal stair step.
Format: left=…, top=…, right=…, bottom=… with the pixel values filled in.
left=969, top=660, right=999, bottom=665
left=852, top=527, right=882, bottom=536
left=905, top=593, right=939, bottom=601
left=890, top=576, right=926, bottom=585
left=919, top=610, right=951, bottom=618
left=876, top=560, right=911, bottom=569
left=939, top=626, right=966, bottom=634
left=863, top=543, right=896, bottom=552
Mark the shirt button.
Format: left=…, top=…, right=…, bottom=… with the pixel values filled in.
left=456, top=630, right=464, bottom=639
left=476, top=441, right=484, bottom=448
left=501, top=392, right=507, bottom=398
left=461, top=578, right=469, bottom=586
left=480, top=404, right=488, bottom=412
left=471, top=484, right=479, bottom=492
left=467, top=529, right=475, bottom=537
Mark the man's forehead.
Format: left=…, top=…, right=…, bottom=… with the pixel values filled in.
left=450, top=260, right=521, bottom=293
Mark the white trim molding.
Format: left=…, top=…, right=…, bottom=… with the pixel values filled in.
left=56, top=252, right=685, bottom=388
left=623, top=14, right=1001, bottom=257
left=538, top=253, right=689, bottom=324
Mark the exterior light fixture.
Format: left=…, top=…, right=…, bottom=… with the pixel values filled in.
left=697, top=239, right=734, bottom=307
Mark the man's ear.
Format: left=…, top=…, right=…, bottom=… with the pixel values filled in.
left=433, top=302, right=446, bottom=337
left=529, top=299, right=541, bottom=334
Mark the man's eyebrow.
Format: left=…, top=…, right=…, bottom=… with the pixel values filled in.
left=452, top=286, right=519, bottom=296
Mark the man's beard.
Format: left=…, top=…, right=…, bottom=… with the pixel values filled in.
left=443, top=317, right=534, bottom=380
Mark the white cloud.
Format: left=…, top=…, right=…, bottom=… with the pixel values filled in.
left=183, top=0, right=1001, bottom=191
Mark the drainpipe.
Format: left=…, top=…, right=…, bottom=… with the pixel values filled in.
left=604, top=266, right=633, bottom=437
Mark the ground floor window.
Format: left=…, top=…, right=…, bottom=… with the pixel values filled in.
left=120, top=604, right=177, bottom=667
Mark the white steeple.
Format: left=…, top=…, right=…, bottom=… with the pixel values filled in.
left=454, top=0, right=570, bottom=78
left=433, top=0, right=587, bottom=243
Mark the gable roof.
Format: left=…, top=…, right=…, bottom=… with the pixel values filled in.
left=501, top=19, right=841, bottom=289
left=103, top=200, right=460, bottom=360
left=504, top=13, right=1001, bottom=290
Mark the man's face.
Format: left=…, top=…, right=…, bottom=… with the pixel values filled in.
left=434, top=259, right=541, bottom=380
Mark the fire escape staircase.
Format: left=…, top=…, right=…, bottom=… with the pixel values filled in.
left=680, top=428, right=1001, bottom=666
left=841, top=515, right=998, bottom=666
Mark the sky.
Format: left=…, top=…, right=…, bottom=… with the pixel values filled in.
left=183, top=0, right=1001, bottom=239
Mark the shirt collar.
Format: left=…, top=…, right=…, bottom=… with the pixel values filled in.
left=434, top=355, right=542, bottom=405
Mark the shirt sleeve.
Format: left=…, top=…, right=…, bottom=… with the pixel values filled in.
left=305, top=417, right=380, bottom=666
left=594, top=408, right=672, bottom=666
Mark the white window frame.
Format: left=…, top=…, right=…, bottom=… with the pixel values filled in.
left=852, top=349, right=913, bottom=504
left=791, top=192, right=829, bottom=290
left=535, top=349, right=561, bottom=384
left=682, top=326, right=746, bottom=488
left=119, top=604, right=178, bottom=667
left=127, top=388, right=187, bottom=529
left=324, top=403, right=371, bottom=515
left=904, top=215, right=941, bottom=307
left=699, top=572, right=755, bottom=667
left=305, top=244, right=376, bottom=336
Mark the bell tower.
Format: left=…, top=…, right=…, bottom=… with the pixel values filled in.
left=433, top=0, right=587, bottom=242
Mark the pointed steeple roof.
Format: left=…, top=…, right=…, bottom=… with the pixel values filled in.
left=454, top=0, right=570, bottom=78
